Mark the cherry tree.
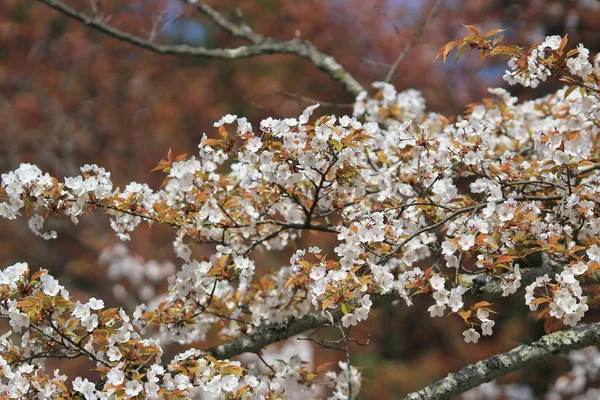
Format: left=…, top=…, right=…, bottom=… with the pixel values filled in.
left=2, top=1, right=600, bottom=399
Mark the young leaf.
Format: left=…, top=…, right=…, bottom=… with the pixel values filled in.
left=485, top=28, right=505, bottom=37
left=463, top=24, right=481, bottom=38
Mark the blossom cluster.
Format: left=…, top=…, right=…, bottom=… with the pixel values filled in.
left=525, top=261, right=589, bottom=327
left=501, top=34, right=597, bottom=89
left=0, top=33, right=599, bottom=398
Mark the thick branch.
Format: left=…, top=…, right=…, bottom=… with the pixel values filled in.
left=402, top=322, right=600, bottom=400
left=206, top=310, right=336, bottom=359
left=36, top=0, right=365, bottom=97
left=206, top=290, right=399, bottom=359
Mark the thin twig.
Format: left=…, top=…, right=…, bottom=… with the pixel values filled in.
left=384, top=0, right=444, bottom=82
left=379, top=195, right=564, bottom=265
left=270, top=84, right=354, bottom=109
left=186, top=1, right=263, bottom=44
left=256, top=352, right=277, bottom=375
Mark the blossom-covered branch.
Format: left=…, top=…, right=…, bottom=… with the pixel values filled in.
left=206, top=254, right=600, bottom=360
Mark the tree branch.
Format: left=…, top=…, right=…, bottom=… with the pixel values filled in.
left=402, top=322, right=600, bottom=400
left=186, top=1, right=263, bottom=44
left=384, top=0, right=444, bottom=83
left=379, top=195, right=564, bottom=266
left=36, top=0, right=365, bottom=97
left=206, top=309, right=335, bottom=359
left=205, top=290, right=398, bottom=359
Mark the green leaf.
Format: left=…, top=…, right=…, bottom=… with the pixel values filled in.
left=455, top=46, right=468, bottom=62
left=341, top=303, right=350, bottom=315
left=330, top=139, right=342, bottom=151
left=564, top=85, right=577, bottom=100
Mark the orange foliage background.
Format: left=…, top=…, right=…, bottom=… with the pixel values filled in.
left=1, top=0, right=600, bottom=397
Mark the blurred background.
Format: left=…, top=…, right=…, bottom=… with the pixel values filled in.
left=1, top=0, right=600, bottom=398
